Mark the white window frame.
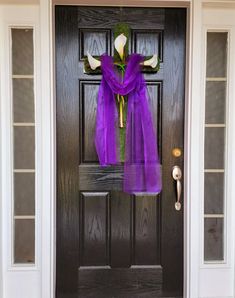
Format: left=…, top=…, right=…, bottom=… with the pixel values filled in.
left=201, top=28, right=230, bottom=267
left=10, top=26, right=37, bottom=268
left=198, top=6, right=235, bottom=298
left=0, top=5, right=42, bottom=298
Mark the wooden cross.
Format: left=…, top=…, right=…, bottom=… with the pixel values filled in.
left=84, top=23, right=160, bottom=160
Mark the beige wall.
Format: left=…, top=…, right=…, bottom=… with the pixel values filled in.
left=0, top=0, right=39, bottom=4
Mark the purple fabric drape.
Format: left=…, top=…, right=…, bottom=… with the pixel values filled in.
left=95, top=53, right=162, bottom=194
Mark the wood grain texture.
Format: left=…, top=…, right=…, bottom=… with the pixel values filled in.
left=77, top=7, right=164, bottom=29
left=55, top=6, right=80, bottom=297
left=80, top=80, right=99, bottom=162
left=56, top=6, right=186, bottom=297
left=134, top=195, right=160, bottom=265
left=133, top=30, right=163, bottom=59
left=80, top=29, right=111, bottom=59
left=78, top=267, right=163, bottom=298
left=79, top=164, right=124, bottom=190
left=110, top=191, right=131, bottom=267
left=80, top=192, right=110, bottom=266
left=161, top=9, right=186, bottom=295
left=146, top=82, right=162, bottom=145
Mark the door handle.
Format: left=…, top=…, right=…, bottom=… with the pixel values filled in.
left=172, top=166, right=182, bottom=211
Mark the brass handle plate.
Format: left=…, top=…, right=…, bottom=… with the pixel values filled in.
left=172, top=165, right=182, bottom=211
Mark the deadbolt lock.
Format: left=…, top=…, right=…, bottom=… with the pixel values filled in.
left=172, top=148, right=182, bottom=158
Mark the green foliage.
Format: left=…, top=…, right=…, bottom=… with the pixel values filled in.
left=84, top=55, right=160, bottom=74
left=84, top=56, right=101, bottom=75
left=116, top=97, right=127, bottom=162
left=142, top=56, right=161, bottom=72
left=113, top=23, right=130, bottom=62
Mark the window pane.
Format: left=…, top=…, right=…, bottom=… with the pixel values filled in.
left=14, top=219, right=35, bottom=263
left=206, top=32, right=227, bottom=78
left=12, top=29, right=34, bottom=75
left=11, top=28, right=35, bottom=265
left=13, top=79, right=34, bottom=123
left=204, top=32, right=228, bottom=263
left=14, top=173, right=35, bottom=216
left=204, top=173, right=224, bottom=214
left=205, top=81, right=226, bottom=124
left=204, top=218, right=224, bottom=261
left=14, top=126, right=35, bottom=169
left=204, top=127, right=225, bottom=169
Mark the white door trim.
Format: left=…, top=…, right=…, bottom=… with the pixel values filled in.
left=39, top=0, right=56, bottom=297
left=40, top=1, right=198, bottom=297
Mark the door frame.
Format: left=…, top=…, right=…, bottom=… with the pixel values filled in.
left=1, top=1, right=235, bottom=297
left=40, top=0, right=198, bottom=297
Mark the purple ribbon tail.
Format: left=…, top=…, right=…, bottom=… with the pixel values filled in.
left=123, top=76, right=162, bottom=194
left=95, top=53, right=162, bottom=194
left=95, top=79, right=119, bottom=166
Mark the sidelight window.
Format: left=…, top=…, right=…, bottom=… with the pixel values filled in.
left=204, top=32, right=228, bottom=262
left=11, top=28, right=35, bottom=264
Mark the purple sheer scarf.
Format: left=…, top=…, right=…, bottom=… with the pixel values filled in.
left=95, top=54, right=162, bottom=194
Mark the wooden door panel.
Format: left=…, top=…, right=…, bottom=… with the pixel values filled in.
left=110, top=191, right=131, bottom=267
left=80, top=192, right=110, bottom=266
left=161, top=10, right=185, bottom=293
left=132, top=30, right=163, bottom=59
left=79, top=165, right=123, bottom=190
left=78, top=267, right=163, bottom=297
left=79, top=29, right=111, bottom=59
left=80, top=80, right=100, bottom=163
left=56, top=6, right=186, bottom=297
left=79, top=194, right=160, bottom=265
left=80, top=81, right=161, bottom=163
left=77, top=7, right=164, bottom=29
left=135, top=196, right=160, bottom=265
left=56, top=6, right=80, bottom=294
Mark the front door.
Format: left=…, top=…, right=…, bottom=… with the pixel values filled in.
left=55, top=6, right=186, bottom=298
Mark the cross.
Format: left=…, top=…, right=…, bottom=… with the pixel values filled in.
left=84, top=23, right=160, bottom=160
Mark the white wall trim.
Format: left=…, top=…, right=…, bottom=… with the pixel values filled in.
left=185, top=0, right=202, bottom=297
left=198, top=6, right=235, bottom=298
left=52, top=0, right=191, bottom=6
left=1, top=1, right=235, bottom=298
left=0, top=7, right=3, bottom=297
left=0, top=4, right=41, bottom=298
left=39, top=0, right=55, bottom=297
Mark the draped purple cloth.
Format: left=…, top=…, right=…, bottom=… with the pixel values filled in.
left=95, top=53, right=162, bottom=194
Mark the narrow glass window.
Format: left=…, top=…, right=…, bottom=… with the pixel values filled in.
left=204, top=32, right=228, bottom=262
left=11, top=28, right=35, bottom=264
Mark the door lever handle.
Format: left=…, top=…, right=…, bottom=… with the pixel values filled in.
left=172, top=166, right=182, bottom=211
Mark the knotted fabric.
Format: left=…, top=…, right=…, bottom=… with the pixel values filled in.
left=95, top=53, right=162, bottom=194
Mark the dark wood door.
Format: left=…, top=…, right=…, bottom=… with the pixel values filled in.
left=55, top=6, right=186, bottom=298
